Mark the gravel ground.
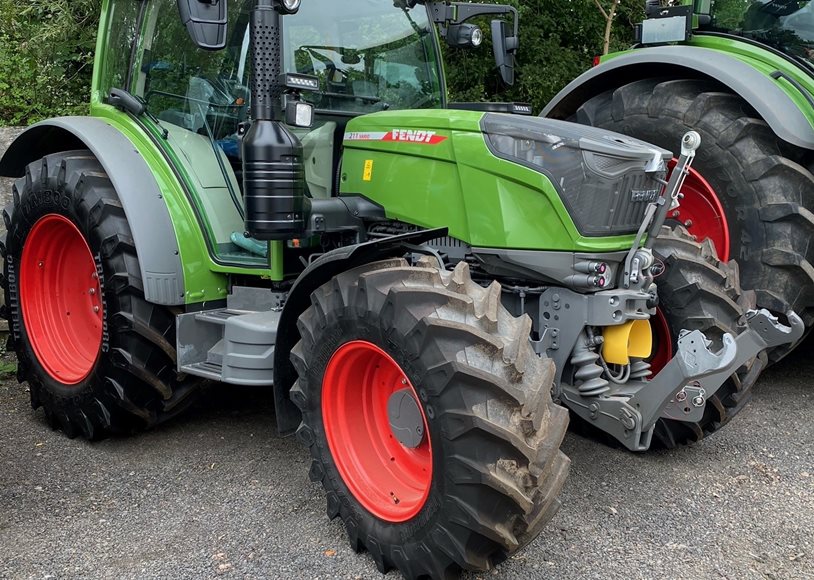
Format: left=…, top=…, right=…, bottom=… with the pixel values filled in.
left=0, top=345, right=811, bottom=580
left=0, top=127, right=812, bottom=579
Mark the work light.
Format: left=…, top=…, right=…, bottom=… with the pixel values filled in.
left=279, top=0, right=301, bottom=14
left=446, top=24, right=483, bottom=49
left=470, top=27, right=483, bottom=47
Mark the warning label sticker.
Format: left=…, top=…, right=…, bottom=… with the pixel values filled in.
left=345, top=129, right=448, bottom=145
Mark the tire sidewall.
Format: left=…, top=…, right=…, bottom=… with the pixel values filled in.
left=5, top=168, right=110, bottom=405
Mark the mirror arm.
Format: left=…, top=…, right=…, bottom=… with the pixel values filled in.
left=424, top=2, right=518, bottom=38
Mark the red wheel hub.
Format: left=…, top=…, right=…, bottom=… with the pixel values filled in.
left=20, top=214, right=103, bottom=385
left=649, top=309, right=674, bottom=376
left=322, top=341, right=433, bottom=523
left=668, top=159, right=731, bottom=261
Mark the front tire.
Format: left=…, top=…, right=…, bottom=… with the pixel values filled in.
left=2, top=151, right=199, bottom=439
left=577, top=78, right=814, bottom=357
left=290, top=258, right=570, bottom=579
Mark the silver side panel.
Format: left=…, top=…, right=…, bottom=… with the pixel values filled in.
left=177, top=287, right=285, bottom=385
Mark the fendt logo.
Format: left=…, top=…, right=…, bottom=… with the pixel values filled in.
left=345, top=130, right=448, bottom=145
left=384, top=129, right=447, bottom=144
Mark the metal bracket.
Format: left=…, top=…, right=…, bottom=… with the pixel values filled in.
left=562, top=308, right=803, bottom=451
left=662, top=309, right=804, bottom=423
left=661, top=382, right=707, bottom=423
left=532, top=326, right=559, bottom=354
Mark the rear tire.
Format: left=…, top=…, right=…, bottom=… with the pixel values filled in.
left=1, top=151, right=199, bottom=440
left=291, top=258, right=570, bottom=579
left=576, top=78, right=814, bottom=359
left=651, top=226, right=764, bottom=448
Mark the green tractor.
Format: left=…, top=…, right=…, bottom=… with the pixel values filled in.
left=0, top=0, right=802, bottom=577
left=544, top=0, right=814, bottom=362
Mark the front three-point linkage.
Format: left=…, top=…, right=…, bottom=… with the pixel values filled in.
left=562, top=132, right=804, bottom=452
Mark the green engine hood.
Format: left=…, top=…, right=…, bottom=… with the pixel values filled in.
left=339, top=109, right=670, bottom=253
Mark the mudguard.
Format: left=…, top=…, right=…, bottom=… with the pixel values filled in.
left=272, top=227, right=448, bottom=435
left=0, top=117, right=185, bottom=305
left=541, top=46, right=814, bottom=151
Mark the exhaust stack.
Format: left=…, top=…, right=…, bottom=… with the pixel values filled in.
left=242, top=0, right=306, bottom=241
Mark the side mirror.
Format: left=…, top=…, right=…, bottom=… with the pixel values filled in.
left=446, top=24, right=484, bottom=49
left=176, top=0, right=228, bottom=51
left=491, top=19, right=518, bottom=87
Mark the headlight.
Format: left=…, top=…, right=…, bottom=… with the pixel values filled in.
left=471, top=27, right=484, bottom=48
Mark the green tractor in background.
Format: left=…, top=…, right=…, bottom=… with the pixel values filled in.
left=0, top=0, right=802, bottom=578
left=545, top=0, right=814, bottom=363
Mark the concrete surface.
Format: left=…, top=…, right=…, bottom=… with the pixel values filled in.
left=0, top=127, right=812, bottom=579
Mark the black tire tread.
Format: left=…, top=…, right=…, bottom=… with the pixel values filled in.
left=3, top=150, right=199, bottom=439
left=652, top=226, right=765, bottom=448
left=290, top=257, right=570, bottom=579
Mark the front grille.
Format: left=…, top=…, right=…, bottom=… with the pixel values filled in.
left=481, top=114, right=671, bottom=238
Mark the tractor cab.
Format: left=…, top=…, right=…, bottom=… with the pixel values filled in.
left=96, top=0, right=482, bottom=266
left=701, top=0, right=814, bottom=67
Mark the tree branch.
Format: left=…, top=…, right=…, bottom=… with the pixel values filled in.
left=593, top=0, right=609, bottom=20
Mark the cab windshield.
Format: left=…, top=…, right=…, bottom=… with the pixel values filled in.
left=283, top=1, right=444, bottom=113
left=705, top=0, right=814, bottom=68
left=121, top=0, right=444, bottom=265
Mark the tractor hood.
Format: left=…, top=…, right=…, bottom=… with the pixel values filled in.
left=341, top=109, right=672, bottom=250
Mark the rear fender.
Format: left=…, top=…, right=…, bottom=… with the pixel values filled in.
left=0, top=117, right=185, bottom=305
left=541, top=46, right=814, bottom=151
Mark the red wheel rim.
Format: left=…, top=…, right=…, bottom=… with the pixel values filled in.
left=322, top=341, right=433, bottom=522
left=668, top=159, right=731, bottom=261
left=649, top=309, right=674, bottom=376
left=20, top=214, right=103, bottom=385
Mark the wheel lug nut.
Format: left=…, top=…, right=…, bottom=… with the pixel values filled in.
left=93, top=306, right=100, bottom=313
left=684, top=220, right=694, bottom=228
left=89, top=288, right=96, bottom=295
left=38, top=261, right=44, bottom=268
left=671, top=211, right=680, bottom=218
left=401, top=378, right=407, bottom=385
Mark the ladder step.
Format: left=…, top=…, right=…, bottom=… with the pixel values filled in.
left=194, top=309, right=253, bottom=326
left=182, top=361, right=223, bottom=381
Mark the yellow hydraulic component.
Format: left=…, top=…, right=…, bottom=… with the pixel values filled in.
left=602, top=319, right=653, bottom=365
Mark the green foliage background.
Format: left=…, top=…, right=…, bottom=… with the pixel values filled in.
left=0, top=0, right=641, bottom=126
left=0, top=0, right=101, bottom=125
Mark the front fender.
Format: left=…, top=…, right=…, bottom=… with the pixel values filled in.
left=272, top=227, right=447, bottom=435
left=541, top=46, right=814, bottom=151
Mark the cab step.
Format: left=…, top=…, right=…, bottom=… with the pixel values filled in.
left=176, top=287, right=285, bottom=385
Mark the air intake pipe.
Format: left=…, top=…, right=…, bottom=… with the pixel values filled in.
left=242, top=0, right=306, bottom=241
